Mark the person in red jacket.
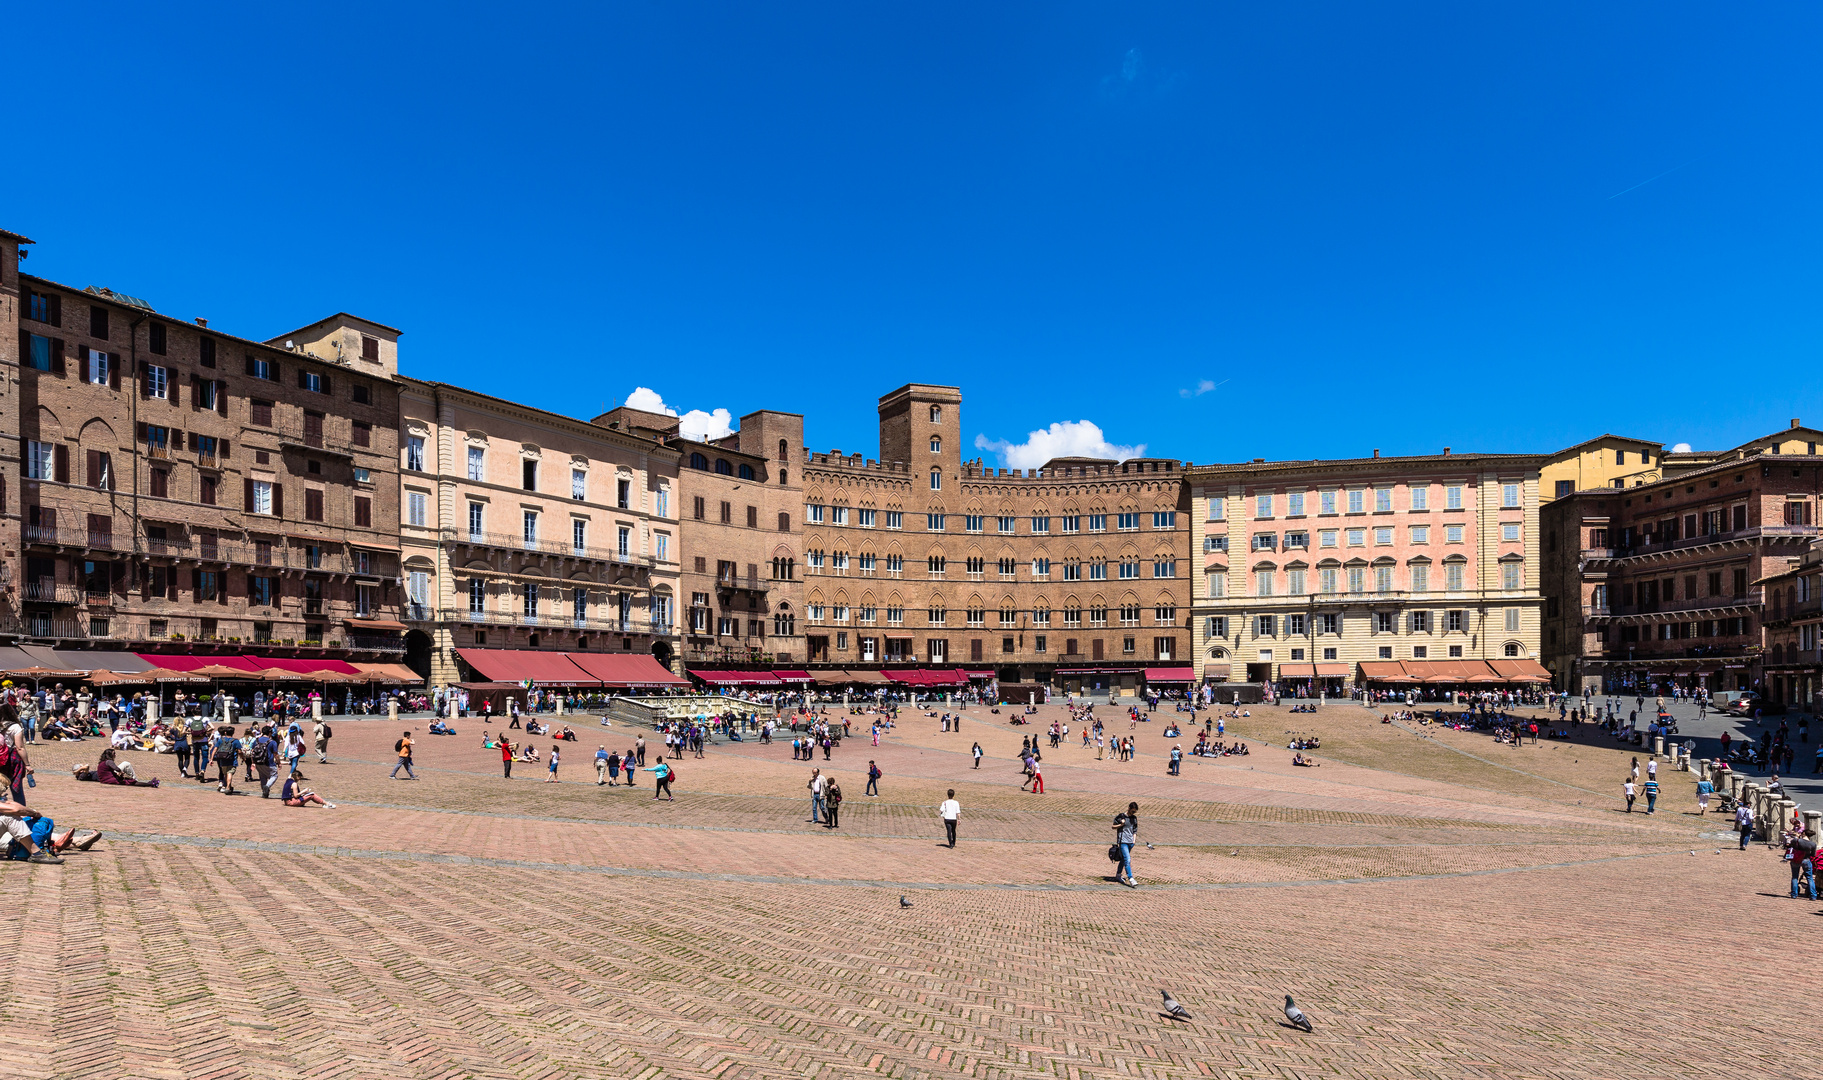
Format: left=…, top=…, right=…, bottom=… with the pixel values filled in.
left=500, top=737, right=514, bottom=779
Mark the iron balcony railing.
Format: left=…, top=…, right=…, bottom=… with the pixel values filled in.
left=441, top=528, right=655, bottom=568
left=436, top=607, right=668, bottom=634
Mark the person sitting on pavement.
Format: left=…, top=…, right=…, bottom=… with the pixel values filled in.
left=280, top=771, right=336, bottom=808
left=96, top=747, right=158, bottom=787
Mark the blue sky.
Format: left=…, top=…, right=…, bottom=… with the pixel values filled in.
left=9, top=3, right=1820, bottom=465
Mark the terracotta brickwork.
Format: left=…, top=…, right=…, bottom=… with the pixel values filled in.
left=800, top=384, right=1190, bottom=684
left=8, top=231, right=405, bottom=658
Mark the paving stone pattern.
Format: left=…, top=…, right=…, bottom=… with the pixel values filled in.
left=0, top=702, right=1810, bottom=1078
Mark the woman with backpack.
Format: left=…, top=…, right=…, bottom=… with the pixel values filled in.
left=646, top=758, right=675, bottom=800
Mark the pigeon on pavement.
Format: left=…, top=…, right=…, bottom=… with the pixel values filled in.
left=1283, top=995, right=1313, bottom=1033
left=1160, top=990, right=1192, bottom=1021
left=899, top=896, right=913, bottom=908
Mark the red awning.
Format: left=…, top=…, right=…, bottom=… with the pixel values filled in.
left=565, top=653, right=688, bottom=687
left=455, top=648, right=600, bottom=686
left=136, top=654, right=268, bottom=674
left=772, top=669, right=813, bottom=681
left=965, top=670, right=996, bottom=679
left=1488, top=658, right=1553, bottom=683
left=260, top=657, right=363, bottom=675
left=1143, top=667, right=1195, bottom=682
left=343, top=618, right=409, bottom=632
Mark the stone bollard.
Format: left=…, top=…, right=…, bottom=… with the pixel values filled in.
left=147, top=699, right=160, bottom=727
left=1654, top=735, right=1665, bottom=756
left=556, top=696, right=566, bottom=716
left=388, top=697, right=399, bottom=723
left=312, top=698, right=322, bottom=721
left=1805, top=810, right=1822, bottom=839
left=1698, top=758, right=1711, bottom=782
left=1776, top=798, right=1797, bottom=835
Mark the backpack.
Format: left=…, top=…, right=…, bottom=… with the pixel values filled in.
left=0, top=739, right=21, bottom=785
left=212, top=737, right=239, bottom=765
left=321, top=723, right=333, bottom=740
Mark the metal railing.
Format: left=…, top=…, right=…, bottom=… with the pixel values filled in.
left=21, top=580, right=82, bottom=604
left=347, top=633, right=407, bottom=653
left=435, top=607, right=665, bottom=634
left=441, top=527, right=654, bottom=567
left=24, top=525, right=59, bottom=545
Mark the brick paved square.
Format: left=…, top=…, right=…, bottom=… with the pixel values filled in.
left=1, top=703, right=1810, bottom=1079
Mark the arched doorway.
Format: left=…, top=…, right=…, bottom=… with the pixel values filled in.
left=404, top=629, right=433, bottom=680
left=651, top=639, right=674, bottom=666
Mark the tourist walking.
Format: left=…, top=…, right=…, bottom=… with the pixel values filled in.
left=211, top=726, right=241, bottom=795
left=939, top=789, right=960, bottom=848
left=545, top=744, right=560, bottom=783
left=647, top=758, right=674, bottom=800
left=500, top=737, right=514, bottom=779
left=596, top=745, right=609, bottom=785
left=971, top=742, right=982, bottom=769
left=1696, top=775, right=1713, bottom=814
left=1791, top=827, right=1819, bottom=900
left=1112, top=802, right=1139, bottom=887
left=824, top=780, right=842, bottom=828
left=1623, top=778, right=1636, bottom=812
left=1643, top=775, right=1659, bottom=814
left=391, top=730, right=416, bottom=780
left=866, top=760, right=880, bottom=797
left=313, top=717, right=331, bottom=763
left=1736, top=800, right=1755, bottom=849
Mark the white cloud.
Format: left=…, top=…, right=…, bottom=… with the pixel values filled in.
left=974, top=420, right=1146, bottom=470
left=623, top=387, right=735, bottom=441
left=1671, top=442, right=1692, bottom=453
left=679, top=408, right=735, bottom=442
left=1178, top=378, right=1223, bottom=399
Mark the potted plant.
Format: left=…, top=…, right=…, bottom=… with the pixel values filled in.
left=170, top=632, right=185, bottom=641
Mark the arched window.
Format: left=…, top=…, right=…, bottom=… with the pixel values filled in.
left=930, top=470, right=942, bottom=491
left=689, top=452, right=708, bottom=471
left=930, top=436, right=942, bottom=453
left=778, top=439, right=788, bottom=461
left=779, top=468, right=788, bottom=486
left=1503, top=642, right=1521, bottom=657
left=929, top=405, right=942, bottom=422
left=738, top=463, right=755, bottom=480
left=715, top=459, right=733, bottom=475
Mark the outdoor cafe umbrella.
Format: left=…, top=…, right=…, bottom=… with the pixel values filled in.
left=187, top=664, right=254, bottom=680
left=136, top=667, right=208, bottom=684
left=1, top=664, right=88, bottom=690
left=82, top=669, right=143, bottom=686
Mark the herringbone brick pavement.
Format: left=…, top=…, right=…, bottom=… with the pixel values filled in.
left=1, top=703, right=1797, bottom=1078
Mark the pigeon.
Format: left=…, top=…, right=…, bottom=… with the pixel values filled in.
left=899, top=896, right=913, bottom=908
left=1160, top=989, right=1192, bottom=1021
left=1283, top=995, right=1313, bottom=1033
left=1145, top=842, right=1155, bottom=850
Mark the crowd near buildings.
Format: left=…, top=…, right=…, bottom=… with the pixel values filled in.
left=5, top=226, right=1821, bottom=706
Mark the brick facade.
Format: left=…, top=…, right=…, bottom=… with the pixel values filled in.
left=1541, top=423, right=1823, bottom=695
left=6, top=229, right=405, bottom=660
left=799, top=384, right=1191, bottom=686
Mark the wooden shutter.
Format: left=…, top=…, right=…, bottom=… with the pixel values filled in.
left=50, top=338, right=64, bottom=375
left=215, top=381, right=227, bottom=415
left=219, top=439, right=230, bottom=459
left=320, top=374, right=331, bottom=395
left=53, top=444, right=69, bottom=483
left=244, top=477, right=255, bottom=510
left=108, top=353, right=120, bottom=390
left=297, top=368, right=309, bottom=389
left=135, top=422, right=147, bottom=442
left=140, top=364, right=151, bottom=398
left=191, top=569, right=202, bottom=604
left=172, top=430, right=185, bottom=451
left=189, top=373, right=200, bottom=411
left=245, top=354, right=257, bottom=376
left=48, top=294, right=61, bottom=327
left=141, top=569, right=152, bottom=601
left=85, top=450, right=98, bottom=488
left=272, top=484, right=283, bottom=518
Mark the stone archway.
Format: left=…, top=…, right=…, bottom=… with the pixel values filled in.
left=651, top=639, right=674, bottom=666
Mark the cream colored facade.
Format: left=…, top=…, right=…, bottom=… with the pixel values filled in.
left=398, top=378, right=682, bottom=687
left=1188, top=453, right=1546, bottom=690
left=1538, top=435, right=1664, bottom=500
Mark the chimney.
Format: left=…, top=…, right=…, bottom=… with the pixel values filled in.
left=1373, top=449, right=1381, bottom=458
left=1443, top=447, right=1451, bottom=456
left=194, top=318, right=208, bottom=327
left=1792, top=418, right=1802, bottom=428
